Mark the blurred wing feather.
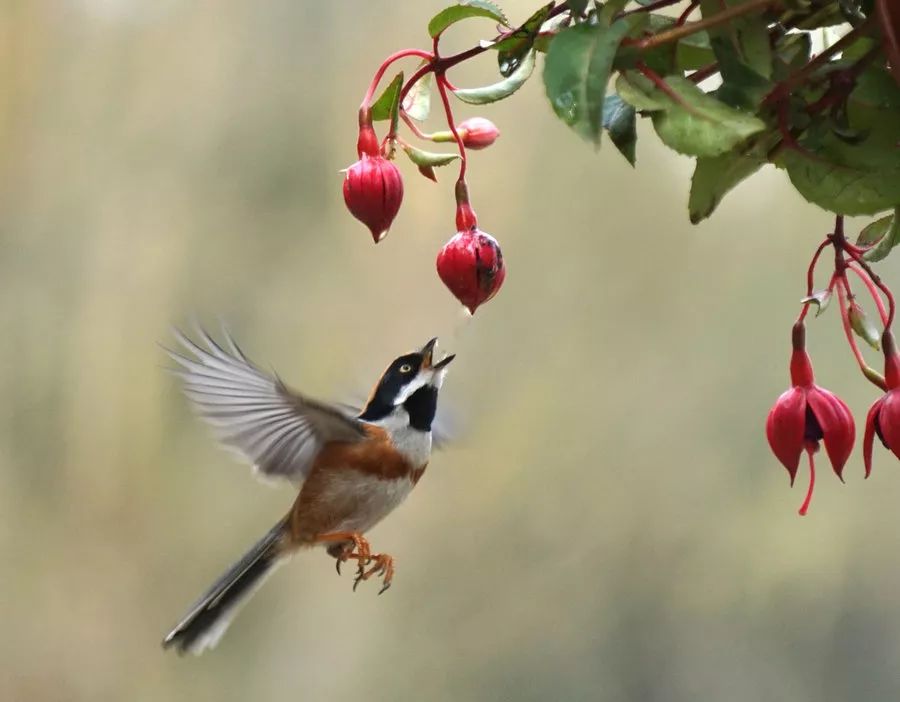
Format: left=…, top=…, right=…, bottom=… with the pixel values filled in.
left=165, top=328, right=366, bottom=484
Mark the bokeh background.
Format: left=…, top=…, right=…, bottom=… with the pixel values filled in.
left=3, top=1, right=900, bottom=700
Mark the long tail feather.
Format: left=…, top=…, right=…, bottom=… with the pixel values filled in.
left=162, top=517, right=289, bottom=655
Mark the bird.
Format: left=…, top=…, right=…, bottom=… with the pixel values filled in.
left=160, top=327, right=455, bottom=655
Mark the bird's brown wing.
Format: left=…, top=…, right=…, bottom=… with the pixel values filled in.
left=165, top=327, right=367, bottom=485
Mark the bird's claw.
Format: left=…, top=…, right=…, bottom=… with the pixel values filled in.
left=351, top=553, right=394, bottom=594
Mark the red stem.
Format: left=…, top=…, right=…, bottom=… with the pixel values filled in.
left=796, top=238, right=832, bottom=323
left=622, top=0, right=682, bottom=16
left=434, top=73, right=467, bottom=182
left=843, top=246, right=896, bottom=329
left=798, top=447, right=816, bottom=516
left=676, top=0, right=700, bottom=26
left=836, top=275, right=874, bottom=377
left=847, top=263, right=889, bottom=327
left=361, top=49, right=434, bottom=110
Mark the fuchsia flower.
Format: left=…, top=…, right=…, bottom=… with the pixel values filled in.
left=343, top=124, right=403, bottom=243
left=863, top=332, right=900, bottom=476
left=766, top=323, right=855, bottom=515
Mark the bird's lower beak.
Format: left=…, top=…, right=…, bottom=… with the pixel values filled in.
left=421, top=337, right=455, bottom=370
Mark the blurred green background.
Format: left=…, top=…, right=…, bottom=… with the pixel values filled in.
left=4, top=1, right=900, bottom=700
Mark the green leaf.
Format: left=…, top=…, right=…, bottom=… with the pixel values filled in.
left=598, top=0, right=629, bottom=25
left=783, top=150, right=900, bottom=215
left=602, top=94, right=637, bottom=165
left=428, top=2, right=509, bottom=38
left=370, top=72, right=404, bottom=126
left=858, top=213, right=894, bottom=246
left=848, top=304, right=882, bottom=350
left=402, top=69, right=432, bottom=121
left=496, top=2, right=553, bottom=76
left=615, top=71, right=667, bottom=110
left=543, top=20, right=632, bottom=144
left=801, top=289, right=833, bottom=317
left=653, top=79, right=766, bottom=156
left=699, top=0, right=773, bottom=80
left=863, top=209, right=900, bottom=262
left=401, top=144, right=461, bottom=168
left=454, top=49, right=536, bottom=104
left=689, top=140, right=771, bottom=222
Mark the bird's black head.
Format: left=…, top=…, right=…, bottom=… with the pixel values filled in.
left=359, top=338, right=455, bottom=431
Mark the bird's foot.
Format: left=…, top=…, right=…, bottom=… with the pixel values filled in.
left=316, top=531, right=371, bottom=575
left=352, top=553, right=395, bottom=595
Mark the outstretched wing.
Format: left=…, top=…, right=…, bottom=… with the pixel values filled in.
left=165, top=327, right=367, bottom=484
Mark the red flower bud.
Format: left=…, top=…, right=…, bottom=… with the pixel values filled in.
left=863, top=332, right=900, bottom=476
left=342, top=155, right=403, bottom=243
left=765, top=323, right=855, bottom=515
left=457, top=117, right=500, bottom=150
left=436, top=228, right=506, bottom=314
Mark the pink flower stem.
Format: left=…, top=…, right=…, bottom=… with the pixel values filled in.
left=798, top=447, right=816, bottom=516
left=796, top=238, right=832, bottom=323
left=400, top=110, right=432, bottom=140
left=843, top=246, right=897, bottom=329
left=360, top=49, right=435, bottom=116
left=434, top=71, right=468, bottom=184
left=836, top=274, right=887, bottom=390
left=847, top=263, right=889, bottom=327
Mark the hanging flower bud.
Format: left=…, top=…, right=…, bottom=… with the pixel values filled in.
left=765, top=322, right=855, bottom=515
left=342, top=155, right=403, bottom=243
left=457, top=117, right=500, bottom=150
left=863, top=331, right=900, bottom=476
left=436, top=228, right=506, bottom=314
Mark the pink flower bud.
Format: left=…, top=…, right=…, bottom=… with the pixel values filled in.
left=342, top=155, right=403, bottom=243
left=436, top=229, right=505, bottom=314
left=457, top=117, right=500, bottom=150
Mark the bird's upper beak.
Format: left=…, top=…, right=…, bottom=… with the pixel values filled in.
left=421, top=337, right=455, bottom=370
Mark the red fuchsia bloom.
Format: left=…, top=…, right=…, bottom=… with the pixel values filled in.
left=457, top=117, right=500, bottom=150
left=863, top=332, right=900, bottom=476
left=765, top=323, right=855, bottom=515
left=342, top=124, right=403, bottom=243
left=436, top=227, right=506, bottom=314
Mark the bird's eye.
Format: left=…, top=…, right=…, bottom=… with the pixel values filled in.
left=399, top=364, right=413, bottom=373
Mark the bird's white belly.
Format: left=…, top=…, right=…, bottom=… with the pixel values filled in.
left=322, top=468, right=417, bottom=534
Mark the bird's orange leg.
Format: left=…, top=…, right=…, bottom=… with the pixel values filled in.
left=314, top=531, right=371, bottom=575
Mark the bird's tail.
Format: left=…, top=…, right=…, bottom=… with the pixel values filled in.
left=162, top=516, right=290, bottom=655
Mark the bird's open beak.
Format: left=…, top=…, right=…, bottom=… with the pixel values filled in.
left=421, top=337, right=455, bottom=370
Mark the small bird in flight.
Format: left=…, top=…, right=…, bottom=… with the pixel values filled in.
left=161, top=328, right=455, bottom=655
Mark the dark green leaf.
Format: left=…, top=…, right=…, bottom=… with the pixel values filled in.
left=689, top=141, right=771, bottom=222
left=782, top=150, right=900, bottom=216
left=858, top=213, right=894, bottom=246
left=614, top=71, right=666, bottom=110
left=402, top=69, right=432, bottom=121
left=454, top=49, right=536, bottom=104
left=598, top=0, right=629, bottom=26
left=863, top=209, right=900, bottom=262
left=602, top=94, right=637, bottom=165
left=370, top=72, right=404, bottom=124
left=401, top=144, right=461, bottom=167
left=543, top=20, right=632, bottom=144
left=567, top=0, right=591, bottom=15
left=616, top=72, right=765, bottom=157
left=428, top=2, right=509, bottom=38
left=496, top=3, right=553, bottom=76
left=699, top=0, right=773, bottom=81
